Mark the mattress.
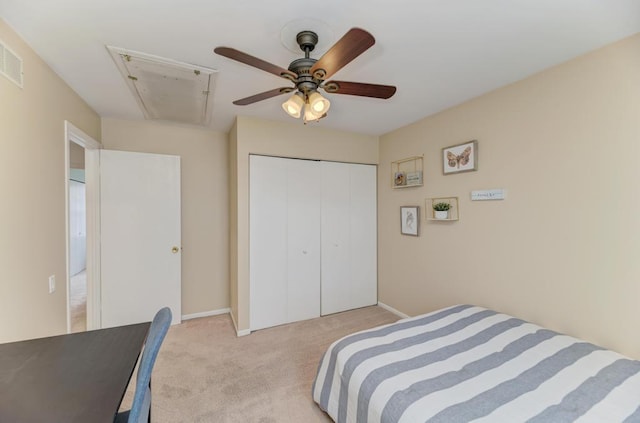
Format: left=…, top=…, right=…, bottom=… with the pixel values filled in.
left=312, top=304, right=640, bottom=422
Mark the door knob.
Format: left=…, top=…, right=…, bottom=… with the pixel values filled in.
left=172, top=246, right=180, bottom=254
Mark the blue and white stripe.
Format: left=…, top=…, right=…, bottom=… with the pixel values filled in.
left=312, top=305, right=640, bottom=423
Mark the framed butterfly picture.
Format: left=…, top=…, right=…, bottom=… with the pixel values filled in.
left=442, top=140, right=478, bottom=174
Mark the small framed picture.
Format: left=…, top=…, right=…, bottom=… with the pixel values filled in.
left=400, top=206, right=419, bottom=236
left=443, top=140, right=478, bottom=174
left=394, top=171, right=406, bottom=186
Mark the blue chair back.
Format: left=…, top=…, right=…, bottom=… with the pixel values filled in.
left=127, top=307, right=172, bottom=423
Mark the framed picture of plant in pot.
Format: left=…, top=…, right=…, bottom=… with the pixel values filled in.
left=442, top=140, right=477, bottom=174
left=400, top=206, right=419, bottom=236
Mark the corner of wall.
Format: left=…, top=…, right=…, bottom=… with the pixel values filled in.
left=228, top=120, right=239, bottom=328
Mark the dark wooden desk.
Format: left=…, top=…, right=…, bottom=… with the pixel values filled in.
left=0, top=322, right=150, bottom=423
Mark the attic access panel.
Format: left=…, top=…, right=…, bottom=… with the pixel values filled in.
left=0, top=39, right=24, bottom=88
left=108, top=46, right=217, bottom=126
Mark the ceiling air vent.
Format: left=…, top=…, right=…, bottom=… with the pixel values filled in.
left=0, top=40, right=24, bottom=88
left=107, top=46, right=217, bottom=126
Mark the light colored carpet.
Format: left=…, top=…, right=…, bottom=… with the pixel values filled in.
left=120, top=306, right=399, bottom=422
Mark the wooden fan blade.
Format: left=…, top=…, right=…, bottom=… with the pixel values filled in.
left=310, top=28, right=375, bottom=80
left=214, top=47, right=297, bottom=80
left=232, top=87, right=294, bottom=106
left=322, top=81, right=396, bottom=99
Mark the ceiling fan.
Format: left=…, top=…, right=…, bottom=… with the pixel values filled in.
left=214, top=28, right=396, bottom=123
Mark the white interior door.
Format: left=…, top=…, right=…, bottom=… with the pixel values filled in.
left=250, top=155, right=320, bottom=331
left=321, top=161, right=377, bottom=315
left=100, top=150, right=181, bottom=327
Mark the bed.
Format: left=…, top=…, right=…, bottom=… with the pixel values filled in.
left=312, top=304, right=640, bottom=422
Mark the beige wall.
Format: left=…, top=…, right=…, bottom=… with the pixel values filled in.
left=0, top=20, right=101, bottom=342
left=378, top=33, right=640, bottom=358
left=230, top=116, right=379, bottom=331
left=101, top=118, right=229, bottom=316
left=228, top=120, right=239, bottom=325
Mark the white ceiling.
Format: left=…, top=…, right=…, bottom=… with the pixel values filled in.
left=1, top=0, right=639, bottom=136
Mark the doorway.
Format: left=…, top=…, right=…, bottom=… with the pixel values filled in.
left=65, top=121, right=101, bottom=332
left=64, top=122, right=182, bottom=331
left=68, top=143, right=87, bottom=332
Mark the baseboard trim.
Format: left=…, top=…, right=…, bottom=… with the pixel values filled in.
left=182, top=308, right=230, bottom=321
left=377, top=302, right=410, bottom=319
left=229, top=309, right=251, bottom=337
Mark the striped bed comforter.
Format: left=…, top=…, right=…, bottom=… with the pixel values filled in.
left=312, top=304, right=640, bottom=423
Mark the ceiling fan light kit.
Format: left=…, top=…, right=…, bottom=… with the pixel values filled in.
left=282, top=89, right=330, bottom=122
left=214, top=27, right=396, bottom=124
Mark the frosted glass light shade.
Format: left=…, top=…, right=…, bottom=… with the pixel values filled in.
left=303, top=103, right=323, bottom=123
left=282, top=92, right=305, bottom=118
left=308, top=91, right=330, bottom=115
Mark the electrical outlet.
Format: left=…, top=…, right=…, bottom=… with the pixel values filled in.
left=48, top=275, right=56, bottom=293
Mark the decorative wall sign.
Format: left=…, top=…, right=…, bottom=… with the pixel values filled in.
left=405, top=171, right=423, bottom=185
left=443, top=140, right=478, bottom=174
left=471, top=189, right=506, bottom=201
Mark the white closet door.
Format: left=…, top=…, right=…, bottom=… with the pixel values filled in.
left=250, top=156, right=287, bottom=330
left=286, top=158, right=321, bottom=323
left=249, top=155, right=320, bottom=331
left=321, top=161, right=377, bottom=315
left=348, top=164, right=378, bottom=308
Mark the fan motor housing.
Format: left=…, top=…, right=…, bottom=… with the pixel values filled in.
left=288, top=57, right=316, bottom=74
left=288, top=57, right=321, bottom=93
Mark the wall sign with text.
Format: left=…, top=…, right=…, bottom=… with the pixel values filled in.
left=471, top=189, right=506, bottom=201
